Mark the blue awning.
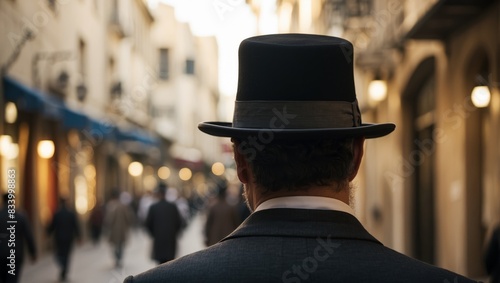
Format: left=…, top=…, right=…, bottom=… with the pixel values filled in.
left=116, top=128, right=159, bottom=146
left=62, top=108, right=88, bottom=130
left=4, top=76, right=160, bottom=146
left=4, top=76, right=62, bottom=118
left=4, top=76, right=44, bottom=112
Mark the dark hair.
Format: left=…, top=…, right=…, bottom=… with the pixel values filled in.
left=233, top=138, right=355, bottom=194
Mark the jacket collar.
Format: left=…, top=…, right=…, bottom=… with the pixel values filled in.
left=222, top=208, right=382, bottom=245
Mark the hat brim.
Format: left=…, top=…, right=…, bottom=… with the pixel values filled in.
left=198, top=122, right=395, bottom=139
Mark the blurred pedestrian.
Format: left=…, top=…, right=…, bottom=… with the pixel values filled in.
left=47, top=198, right=80, bottom=282
left=485, top=225, right=500, bottom=283
left=104, top=189, right=134, bottom=268
left=0, top=193, right=37, bottom=283
left=204, top=182, right=240, bottom=246
left=145, top=183, right=182, bottom=264
left=137, top=190, right=155, bottom=226
left=125, top=34, right=477, bottom=282
left=88, top=201, right=104, bottom=245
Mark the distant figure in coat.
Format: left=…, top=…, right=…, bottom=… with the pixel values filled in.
left=104, top=189, right=134, bottom=268
left=0, top=193, right=37, bottom=283
left=146, top=183, right=182, bottom=264
left=47, top=198, right=80, bottom=282
left=204, top=182, right=241, bottom=246
left=485, top=225, right=500, bottom=283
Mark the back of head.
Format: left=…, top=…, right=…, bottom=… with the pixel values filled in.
left=156, top=183, right=168, bottom=198
left=233, top=138, right=355, bottom=194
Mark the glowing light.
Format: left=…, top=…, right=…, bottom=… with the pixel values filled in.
left=211, top=162, right=225, bottom=176
left=158, top=166, right=171, bottom=180
left=75, top=175, right=88, bottom=215
left=179, top=167, right=192, bottom=181
left=471, top=86, right=491, bottom=108
left=37, top=140, right=55, bottom=159
left=144, top=175, right=158, bottom=191
left=5, top=102, right=17, bottom=124
left=84, top=164, right=96, bottom=179
left=4, top=143, right=19, bottom=160
left=0, top=135, right=13, bottom=156
left=128, top=162, right=143, bottom=177
left=368, top=80, right=387, bottom=102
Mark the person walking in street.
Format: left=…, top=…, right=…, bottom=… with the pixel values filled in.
left=204, top=182, right=240, bottom=246
left=104, top=189, right=134, bottom=269
left=124, top=34, right=477, bottom=282
left=485, top=225, right=500, bottom=283
left=88, top=201, right=104, bottom=245
left=145, top=183, right=182, bottom=264
left=0, top=193, right=37, bottom=283
left=47, top=198, right=80, bottom=282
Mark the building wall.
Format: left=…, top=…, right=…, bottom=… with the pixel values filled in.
left=0, top=0, right=161, bottom=255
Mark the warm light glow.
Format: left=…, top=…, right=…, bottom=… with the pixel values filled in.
left=84, top=164, right=96, bottom=178
left=0, top=135, right=13, bottom=156
left=211, top=162, right=225, bottom=176
left=37, top=140, right=55, bottom=159
left=75, top=175, right=89, bottom=215
left=128, top=162, right=143, bottom=177
left=144, top=175, right=158, bottom=191
left=5, top=102, right=17, bottom=124
left=368, top=80, right=387, bottom=102
left=158, top=166, right=171, bottom=180
left=4, top=143, right=19, bottom=160
left=179, top=167, right=192, bottom=181
left=471, top=86, right=491, bottom=108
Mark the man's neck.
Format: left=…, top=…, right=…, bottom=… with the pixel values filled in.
left=249, top=184, right=350, bottom=211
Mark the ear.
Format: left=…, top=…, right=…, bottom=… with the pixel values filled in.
left=233, top=143, right=251, bottom=184
left=348, top=137, right=365, bottom=181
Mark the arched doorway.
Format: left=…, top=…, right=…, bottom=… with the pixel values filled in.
left=402, top=57, right=437, bottom=264
left=463, top=47, right=488, bottom=277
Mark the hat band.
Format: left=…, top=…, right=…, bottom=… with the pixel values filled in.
left=233, top=100, right=361, bottom=129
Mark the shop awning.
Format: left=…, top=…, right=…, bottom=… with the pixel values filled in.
left=116, top=127, right=160, bottom=146
left=4, top=76, right=44, bottom=112
left=62, top=108, right=89, bottom=130
left=4, top=76, right=160, bottom=146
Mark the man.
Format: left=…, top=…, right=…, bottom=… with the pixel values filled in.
left=0, top=193, right=37, bottom=283
left=125, top=34, right=476, bottom=282
left=485, top=225, right=500, bottom=283
left=146, top=183, right=182, bottom=264
left=104, top=189, right=134, bottom=268
left=204, top=182, right=240, bottom=246
left=47, top=198, right=80, bottom=282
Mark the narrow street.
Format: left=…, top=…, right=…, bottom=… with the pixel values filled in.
left=20, top=213, right=207, bottom=283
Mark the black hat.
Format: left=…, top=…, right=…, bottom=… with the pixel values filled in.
left=198, top=34, right=395, bottom=139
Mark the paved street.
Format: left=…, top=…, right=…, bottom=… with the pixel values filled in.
left=20, top=213, right=207, bottom=283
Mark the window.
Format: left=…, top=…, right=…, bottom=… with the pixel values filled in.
left=159, top=48, right=169, bottom=80
left=185, top=59, right=195, bottom=75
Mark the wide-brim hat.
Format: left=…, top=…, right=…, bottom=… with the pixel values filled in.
left=198, top=34, right=395, bottom=139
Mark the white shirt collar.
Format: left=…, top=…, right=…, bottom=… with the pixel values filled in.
left=254, top=196, right=355, bottom=216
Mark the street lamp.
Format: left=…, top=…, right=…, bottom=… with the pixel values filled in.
left=5, top=102, right=17, bottom=124
left=368, top=79, right=387, bottom=102
left=128, top=161, right=143, bottom=177
left=37, top=140, right=55, bottom=159
left=471, top=85, right=491, bottom=108
left=179, top=167, right=192, bottom=181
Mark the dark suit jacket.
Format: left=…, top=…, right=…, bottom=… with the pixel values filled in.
left=126, top=209, right=477, bottom=282
left=485, top=226, right=500, bottom=283
left=146, top=199, right=182, bottom=263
